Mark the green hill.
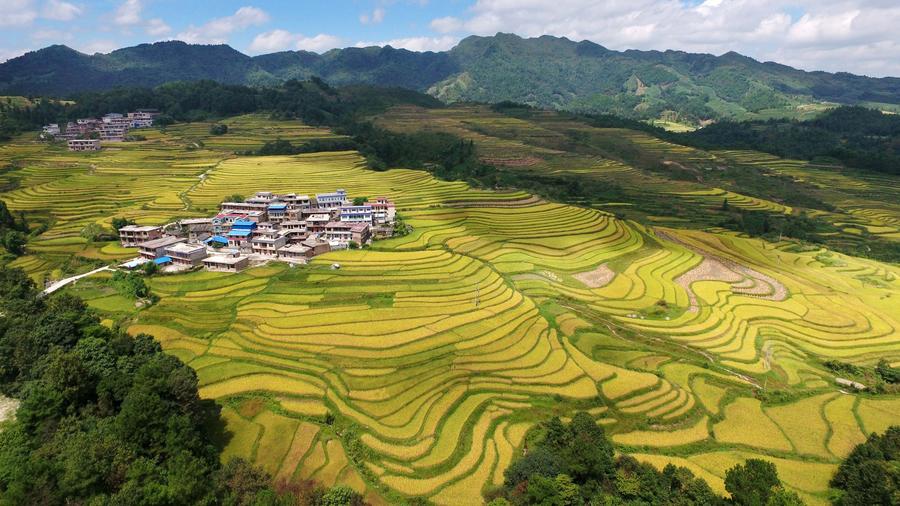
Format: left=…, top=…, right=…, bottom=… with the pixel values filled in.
left=2, top=34, right=899, bottom=124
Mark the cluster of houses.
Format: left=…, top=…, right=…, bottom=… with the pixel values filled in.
left=118, top=189, right=396, bottom=273
left=41, top=110, right=160, bottom=151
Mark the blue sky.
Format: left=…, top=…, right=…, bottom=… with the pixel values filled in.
left=1, top=0, right=898, bottom=77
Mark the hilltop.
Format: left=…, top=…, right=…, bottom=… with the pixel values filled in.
left=2, top=34, right=900, bottom=124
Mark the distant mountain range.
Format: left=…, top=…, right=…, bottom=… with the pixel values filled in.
left=3, top=34, right=899, bottom=123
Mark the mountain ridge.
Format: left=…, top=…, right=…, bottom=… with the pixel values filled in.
left=3, top=34, right=899, bottom=123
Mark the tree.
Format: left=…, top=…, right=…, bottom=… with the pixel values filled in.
left=0, top=265, right=316, bottom=503
left=2, top=230, right=26, bottom=256
left=566, top=411, right=615, bottom=482
left=830, top=426, right=899, bottom=506
left=525, top=474, right=566, bottom=506
left=80, top=223, right=109, bottom=242
left=111, top=217, right=135, bottom=231
left=353, top=196, right=369, bottom=205
left=499, top=413, right=734, bottom=505
left=213, top=458, right=272, bottom=506
left=110, top=271, right=150, bottom=298
left=319, top=485, right=365, bottom=506
left=765, top=487, right=804, bottom=506
left=875, top=360, right=900, bottom=384
left=724, top=459, right=781, bottom=506
left=142, top=261, right=159, bottom=276
left=209, top=124, right=228, bottom=135
left=154, top=114, right=174, bottom=126
left=504, top=446, right=566, bottom=487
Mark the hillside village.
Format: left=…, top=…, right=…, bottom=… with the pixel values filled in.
left=41, top=109, right=159, bottom=150
left=118, top=189, right=396, bottom=272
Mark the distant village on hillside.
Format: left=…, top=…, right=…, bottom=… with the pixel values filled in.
left=119, top=189, right=396, bottom=273
left=41, top=109, right=160, bottom=151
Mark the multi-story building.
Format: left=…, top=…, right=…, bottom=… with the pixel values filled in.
left=138, top=236, right=185, bottom=259
left=102, top=113, right=125, bottom=123
left=371, top=197, right=396, bottom=224
left=244, top=211, right=266, bottom=223
left=98, top=124, right=127, bottom=141
left=119, top=225, right=162, bottom=247
left=220, top=201, right=269, bottom=215
left=339, top=205, right=373, bottom=223
left=305, top=214, right=331, bottom=234
left=324, top=221, right=352, bottom=243
left=281, top=220, right=308, bottom=243
left=127, top=110, right=157, bottom=128
left=276, top=244, right=310, bottom=261
left=42, top=123, right=60, bottom=136
left=226, top=219, right=257, bottom=249
left=250, top=229, right=287, bottom=256
left=302, top=236, right=331, bottom=257
left=203, top=255, right=249, bottom=272
left=350, top=223, right=371, bottom=245
left=300, top=207, right=339, bottom=220
left=179, top=218, right=214, bottom=242
left=280, top=193, right=311, bottom=210
left=165, top=242, right=208, bottom=267
left=325, top=222, right=371, bottom=245
left=314, top=189, right=348, bottom=209
left=212, top=212, right=247, bottom=234
left=267, top=203, right=288, bottom=223
left=67, top=139, right=101, bottom=151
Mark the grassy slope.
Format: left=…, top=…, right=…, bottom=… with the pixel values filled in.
left=0, top=113, right=897, bottom=505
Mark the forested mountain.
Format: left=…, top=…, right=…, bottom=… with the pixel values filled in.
left=2, top=34, right=899, bottom=123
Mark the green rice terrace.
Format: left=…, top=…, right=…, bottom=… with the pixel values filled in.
left=0, top=112, right=898, bottom=505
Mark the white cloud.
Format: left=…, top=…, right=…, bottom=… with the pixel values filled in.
left=177, top=6, right=269, bottom=44
left=113, top=0, right=141, bottom=26
left=77, top=39, right=119, bottom=55
left=42, top=0, right=82, bottom=21
left=145, top=18, right=171, bottom=36
left=31, top=28, right=72, bottom=41
left=360, top=7, right=386, bottom=25
left=1, top=0, right=38, bottom=26
left=0, top=47, right=33, bottom=63
left=249, top=29, right=341, bottom=53
left=426, top=0, right=900, bottom=77
left=430, top=16, right=463, bottom=34
left=356, top=35, right=459, bottom=52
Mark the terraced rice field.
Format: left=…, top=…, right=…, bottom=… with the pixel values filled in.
left=713, top=149, right=900, bottom=247
left=2, top=114, right=898, bottom=504
left=126, top=155, right=900, bottom=504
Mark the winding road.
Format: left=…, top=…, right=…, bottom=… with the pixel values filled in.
left=42, top=265, right=112, bottom=295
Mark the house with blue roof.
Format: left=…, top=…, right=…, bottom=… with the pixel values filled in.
left=227, top=219, right=257, bottom=249
left=267, top=203, right=289, bottom=224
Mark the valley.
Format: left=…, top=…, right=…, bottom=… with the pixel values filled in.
left=1, top=110, right=897, bottom=504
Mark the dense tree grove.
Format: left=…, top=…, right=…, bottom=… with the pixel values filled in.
left=0, top=266, right=366, bottom=505
left=830, top=426, right=899, bottom=505
left=491, top=413, right=802, bottom=506
left=672, top=106, right=900, bottom=176
left=0, top=199, right=30, bottom=258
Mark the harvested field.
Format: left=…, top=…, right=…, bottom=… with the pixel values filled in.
left=574, top=263, right=616, bottom=288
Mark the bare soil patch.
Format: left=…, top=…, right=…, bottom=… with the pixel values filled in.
left=0, top=396, right=19, bottom=424
left=574, top=264, right=616, bottom=288
left=659, top=230, right=788, bottom=311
